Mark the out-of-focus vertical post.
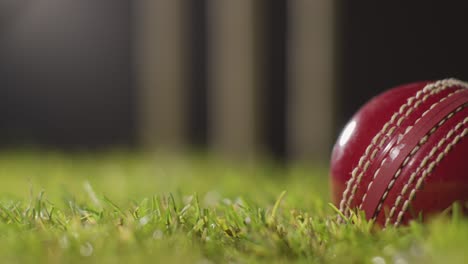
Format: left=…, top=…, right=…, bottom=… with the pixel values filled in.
left=288, top=0, right=335, bottom=162
left=135, top=0, right=187, bottom=150
left=207, top=0, right=260, bottom=158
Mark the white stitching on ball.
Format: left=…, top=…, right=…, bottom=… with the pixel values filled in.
left=393, top=124, right=467, bottom=227
left=337, top=78, right=467, bottom=220
left=358, top=88, right=466, bottom=212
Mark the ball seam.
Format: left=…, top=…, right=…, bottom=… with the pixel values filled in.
left=340, top=80, right=441, bottom=216
left=384, top=115, right=468, bottom=226
left=359, top=90, right=466, bottom=212
left=338, top=78, right=465, bottom=218
left=393, top=121, right=467, bottom=227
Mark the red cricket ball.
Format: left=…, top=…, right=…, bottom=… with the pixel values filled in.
left=330, top=78, right=468, bottom=227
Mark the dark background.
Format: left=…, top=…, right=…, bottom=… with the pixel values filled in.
left=0, top=1, right=467, bottom=158
left=337, top=1, right=468, bottom=129
left=0, top=0, right=134, bottom=148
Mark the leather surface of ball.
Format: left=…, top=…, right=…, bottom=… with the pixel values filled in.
left=330, top=78, right=468, bottom=227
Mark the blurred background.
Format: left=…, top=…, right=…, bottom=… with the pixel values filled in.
left=0, top=0, right=467, bottom=162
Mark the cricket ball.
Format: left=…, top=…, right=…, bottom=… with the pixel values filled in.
left=330, top=78, right=468, bottom=227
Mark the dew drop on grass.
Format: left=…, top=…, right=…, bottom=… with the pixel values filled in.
left=234, top=197, right=245, bottom=207
left=204, top=191, right=221, bottom=207
left=80, top=242, right=93, bottom=257
left=393, top=255, right=408, bottom=264
left=59, top=235, right=69, bottom=249
left=371, top=256, right=386, bottom=264
left=222, top=198, right=232, bottom=206
left=153, top=230, right=164, bottom=240
left=139, top=215, right=151, bottom=226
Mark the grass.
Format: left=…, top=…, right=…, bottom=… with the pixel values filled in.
left=0, top=150, right=467, bottom=263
